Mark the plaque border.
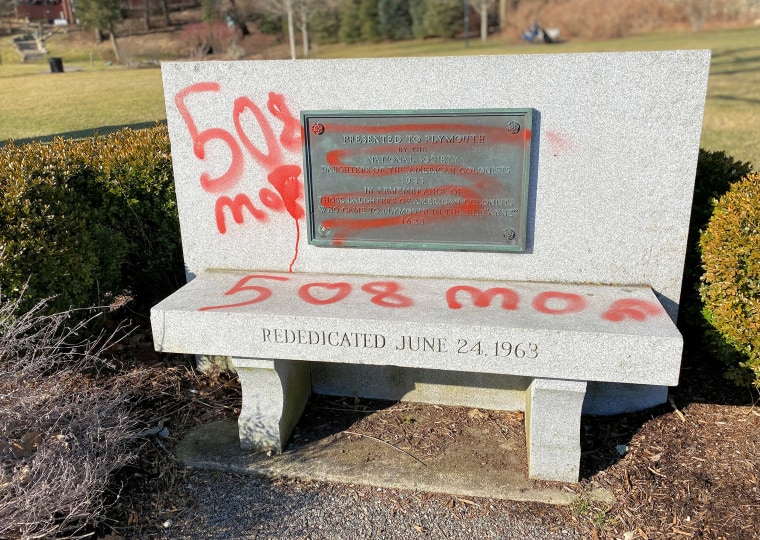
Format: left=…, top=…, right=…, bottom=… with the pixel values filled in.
left=301, top=108, right=533, bottom=252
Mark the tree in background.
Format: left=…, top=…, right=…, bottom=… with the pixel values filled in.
left=378, top=0, right=414, bottom=40
left=143, top=0, right=151, bottom=30
left=309, top=0, right=341, bottom=43
left=254, top=0, right=298, bottom=59
left=409, top=0, right=428, bottom=38
left=359, top=0, right=381, bottom=40
left=338, top=0, right=363, bottom=42
left=476, top=0, right=494, bottom=40
left=226, top=0, right=252, bottom=35
left=74, top=0, right=124, bottom=62
left=677, top=0, right=713, bottom=30
left=297, top=0, right=315, bottom=57
left=181, top=19, right=238, bottom=58
left=202, top=0, right=218, bottom=22
left=423, top=0, right=462, bottom=37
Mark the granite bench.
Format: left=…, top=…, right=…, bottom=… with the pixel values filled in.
left=151, top=270, right=682, bottom=481
left=153, top=51, right=709, bottom=483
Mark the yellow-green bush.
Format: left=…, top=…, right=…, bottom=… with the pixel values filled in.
left=700, top=172, right=760, bottom=387
left=0, top=126, right=183, bottom=313
left=679, top=150, right=753, bottom=340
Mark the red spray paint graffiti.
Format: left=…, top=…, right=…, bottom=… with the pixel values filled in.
left=199, top=274, right=664, bottom=324
left=298, top=282, right=352, bottom=305
left=531, top=291, right=587, bottom=315
left=199, top=275, right=290, bottom=311
left=315, top=122, right=531, bottom=244
left=176, top=84, right=304, bottom=271
left=446, top=286, right=520, bottom=310
left=601, top=299, right=665, bottom=322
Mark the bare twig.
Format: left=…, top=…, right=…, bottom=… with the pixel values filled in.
left=0, top=292, right=142, bottom=539
left=668, top=396, right=686, bottom=423
left=342, top=430, right=427, bottom=466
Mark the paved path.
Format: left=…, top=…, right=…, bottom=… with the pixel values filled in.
left=153, top=470, right=585, bottom=540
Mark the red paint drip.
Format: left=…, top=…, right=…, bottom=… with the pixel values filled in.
left=268, top=165, right=305, bottom=220
left=289, top=219, right=300, bottom=273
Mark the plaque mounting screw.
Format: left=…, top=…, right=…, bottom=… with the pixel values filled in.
left=504, top=228, right=517, bottom=241
left=311, top=123, right=325, bottom=135
left=319, top=225, right=330, bottom=236
left=506, top=122, right=521, bottom=135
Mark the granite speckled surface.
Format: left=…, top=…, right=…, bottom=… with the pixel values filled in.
left=161, top=52, right=710, bottom=322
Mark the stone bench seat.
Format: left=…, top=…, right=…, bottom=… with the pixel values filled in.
left=151, top=269, right=682, bottom=481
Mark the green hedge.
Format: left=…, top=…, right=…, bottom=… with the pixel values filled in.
left=678, top=150, right=753, bottom=340
left=700, top=172, right=760, bottom=387
left=0, top=126, right=184, bottom=314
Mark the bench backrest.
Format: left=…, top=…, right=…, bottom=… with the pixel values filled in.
left=161, top=52, right=710, bottom=321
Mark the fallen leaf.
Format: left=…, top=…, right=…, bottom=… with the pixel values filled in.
left=467, top=408, right=487, bottom=419
left=20, top=431, right=42, bottom=451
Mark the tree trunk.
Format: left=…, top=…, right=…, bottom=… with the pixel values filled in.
left=480, top=2, right=487, bottom=42
left=228, top=0, right=250, bottom=35
left=499, top=0, right=506, bottom=31
left=144, top=0, right=151, bottom=31
left=299, top=4, right=309, bottom=58
left=286, top=0, right=296, bottom=60
left=160, top=0, right=170, bottom=26
left=94, top=27, right=104, bottom=43
left=109, top=27, right=122, bottom=63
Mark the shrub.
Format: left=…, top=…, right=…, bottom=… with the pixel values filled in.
left=0, top=139, right=106, bottom=313
left=80, top=127, right=184, bottom=312
left=338, top=0, right=363, bottom=43
left=378, top=0, right=414, bottom=40
left=678, top=150, right=753, bottom=339
left=309, top=4, right=341, bottom=44
left=359, top=0, right=381, bottom=41
left=422, top=0, right=462, bottom=38
left=181, top=20, right=239, bottom=58
left=409, top=0, right=428, bottom=38
left=0, top=126, right=183, bottom=314
left=700, top=172, right=760, bottom=387
left=0, top=293, right=141, bottom=538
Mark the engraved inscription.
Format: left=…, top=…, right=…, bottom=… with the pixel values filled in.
left=302, top=109, right=532, bottom=252
left=259, top=326, right=541, bottom=359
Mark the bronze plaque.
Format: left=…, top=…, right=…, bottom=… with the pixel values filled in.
left=301, top=109, right=532, bottom=252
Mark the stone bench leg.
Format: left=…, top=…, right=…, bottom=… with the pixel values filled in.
left=230, top=357, right=311, bottom=453
left=525, top=378, right=587, bottom=482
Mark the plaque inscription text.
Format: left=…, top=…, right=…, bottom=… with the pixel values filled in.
left=302, top=109, right=532, bottom=251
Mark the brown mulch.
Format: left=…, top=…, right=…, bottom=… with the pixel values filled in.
left=109, top=333, right=759, bottom=540
left=576, top=349, right=760, bottom=540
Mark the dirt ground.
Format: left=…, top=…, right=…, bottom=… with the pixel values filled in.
left=116, top=333, right=759, bottom=540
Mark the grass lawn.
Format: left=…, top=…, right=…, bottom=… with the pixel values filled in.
left=1, top=26, right=758, bottom=167
left=0, top=64, right=165, bottom=142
